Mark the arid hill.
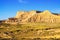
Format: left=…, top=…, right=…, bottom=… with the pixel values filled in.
left=1, top=10, right=60, bottom=40
left=15, top=10, right=60, bottom=23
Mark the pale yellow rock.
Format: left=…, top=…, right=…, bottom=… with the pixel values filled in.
left=15, top=11, right=25, bottom=18
left=14, top=10, right=60, bottom=23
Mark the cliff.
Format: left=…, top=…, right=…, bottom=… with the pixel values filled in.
left=15, top=10, right=60, bottom=23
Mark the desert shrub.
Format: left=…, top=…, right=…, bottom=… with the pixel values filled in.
left=0, top=28, right=3, bottom=29
left=10, top=31, right=13, bottom=33
left=4, top=32, right=9, bottom=35
left=1, top=23, right=10, bottom=27
left=16, top=30, right=21, bottom=32
left=33, top=38, right=41, bottom=40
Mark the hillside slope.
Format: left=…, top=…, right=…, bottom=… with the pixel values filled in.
left=15, top=10, right=60, bottom=23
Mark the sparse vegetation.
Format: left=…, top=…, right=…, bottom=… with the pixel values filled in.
left=0, top=23, right=60, bottom=40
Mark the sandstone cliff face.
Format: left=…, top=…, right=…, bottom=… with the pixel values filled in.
left=15, top=10, right=60, bottom=23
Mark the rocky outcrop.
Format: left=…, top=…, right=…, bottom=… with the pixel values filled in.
left=15, top=10, right=60, bottom=23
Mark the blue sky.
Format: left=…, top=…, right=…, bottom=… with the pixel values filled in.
left=0, top=0, right=60, bottom=20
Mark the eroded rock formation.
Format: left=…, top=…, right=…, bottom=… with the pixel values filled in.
left=15, top=10, right=60, bottom=23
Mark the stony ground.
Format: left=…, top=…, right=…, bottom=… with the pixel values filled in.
left=0, top=23, right=60, bottom=40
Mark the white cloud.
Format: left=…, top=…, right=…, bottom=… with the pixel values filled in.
left=18, top=0, right=27, bottom=3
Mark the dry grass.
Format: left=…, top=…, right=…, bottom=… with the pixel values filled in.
left=0, top=23, right=60, bottom=40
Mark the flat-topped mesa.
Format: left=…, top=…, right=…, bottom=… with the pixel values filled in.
left=14, top=10, right=60, bottom=23
left=15, top=10, right=51, bottom=19
left=4, top=10, right=60, bottom=24
left=15, top=10, right=41, bottom=18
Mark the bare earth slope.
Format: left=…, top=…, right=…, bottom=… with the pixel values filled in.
left=15, top=10, right=60, bottom=23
